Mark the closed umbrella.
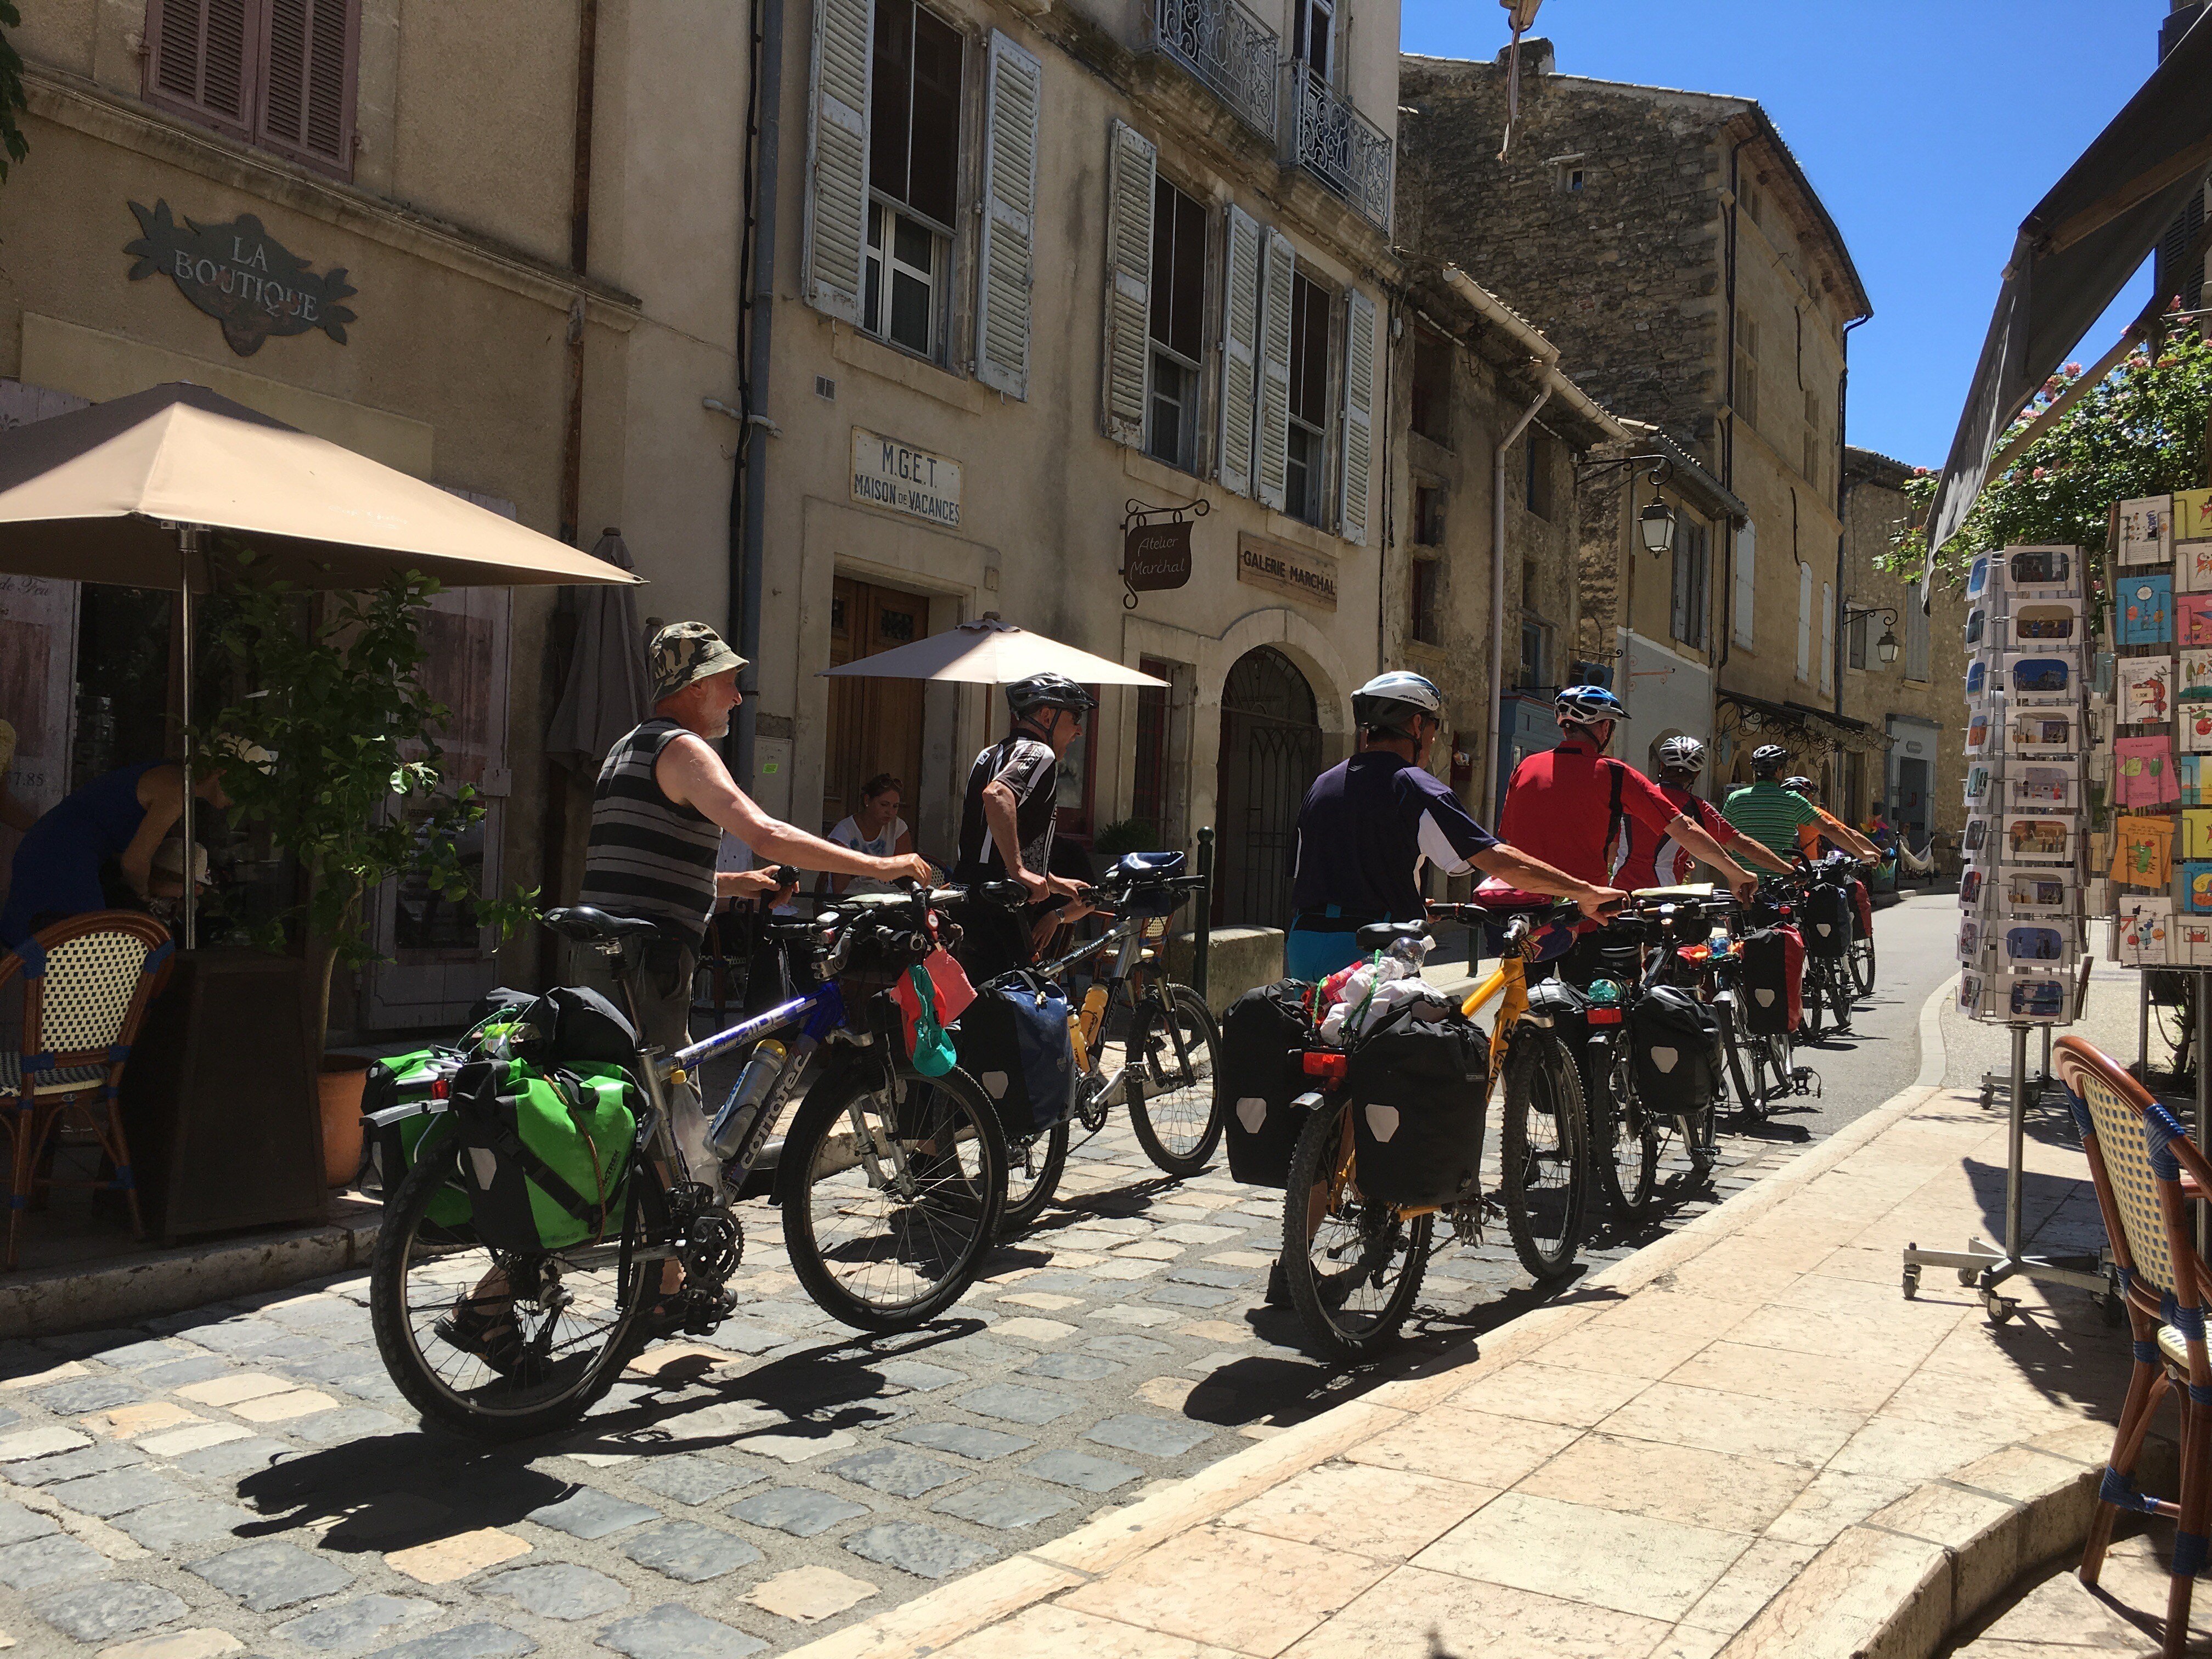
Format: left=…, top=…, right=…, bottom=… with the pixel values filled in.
left=820, top=616, right=1167, bottom=687
left=544, top=528, right=650, bottom=772
left=0, top=381, right=642, bottom=944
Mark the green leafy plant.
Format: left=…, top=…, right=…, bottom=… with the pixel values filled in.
left=1886, top=319, right=2212, bottom=592
left=201, top=554, right=535, bottom=1051
left=1092, top=817, right=1161, bottom=856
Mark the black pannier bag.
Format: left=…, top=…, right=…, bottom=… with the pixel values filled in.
left=1346, top=1010, right=1488, bottom=1209
left=953, top=970, right=1075, bottom=1140
left=484, top=985, right=640, bottom=1066
left=1800, top=882, right=1852, bottom=959
left=1739, top=926, right=1804, bottom=1035
left=1220, top=979, right=1316, bottom=1189
left=1628, top=985, right=1723, bottom=1115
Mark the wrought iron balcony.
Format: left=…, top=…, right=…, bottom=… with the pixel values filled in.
left=1152, top=0, right=1279, bottom=141
left=1289, top=68, right=1392, bottom=231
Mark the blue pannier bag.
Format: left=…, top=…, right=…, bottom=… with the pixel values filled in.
left=953, top=970, right=1076, bottom=1138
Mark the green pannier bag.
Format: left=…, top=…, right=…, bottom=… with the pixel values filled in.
left=358, top=1047, right=476, bottom=1228
left=448, top=1056, right=640, bottom=1252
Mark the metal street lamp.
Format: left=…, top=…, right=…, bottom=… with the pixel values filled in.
left=1841, top=603, right=1903, bottom=671
left=1876, top=627, right=1901, bottom=665
left=1638, top=499, right=1677, bottom=556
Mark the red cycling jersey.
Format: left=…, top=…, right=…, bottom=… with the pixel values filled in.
left=1497, top=738, right=1682, bottom=887
left=1614, top=783, right=1745, bottom=890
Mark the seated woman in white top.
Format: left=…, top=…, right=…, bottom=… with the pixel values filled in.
left=827, top=774, right=913, bottom=895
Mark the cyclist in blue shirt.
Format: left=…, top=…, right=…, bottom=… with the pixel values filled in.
left=1284, top=672, right=1624, bottom=983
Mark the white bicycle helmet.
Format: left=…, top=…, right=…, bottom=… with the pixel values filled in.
left=1352, top=671, right=1444, bottom=737
left=1656, top=735, right=1706, bottom=772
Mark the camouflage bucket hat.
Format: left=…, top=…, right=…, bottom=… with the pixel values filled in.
left=649, top=621, right=748, bottom=702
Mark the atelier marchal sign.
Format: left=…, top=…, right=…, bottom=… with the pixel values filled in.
left=851, top=428, right=962, bottom=528
left=124, top=201, right=357, bottom=357
left=1122, top=520, right=1193, bottom=592
left=1237, top=533, right=1339, bottom=611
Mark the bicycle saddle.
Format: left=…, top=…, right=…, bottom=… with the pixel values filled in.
left=1356, top=920, right=1430, bottom=952
left=543, top=905, right=664, bottom=943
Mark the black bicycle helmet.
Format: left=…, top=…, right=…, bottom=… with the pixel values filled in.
left=1751, top=743, right=1791, bottom=778
left=1782, top=776, right=1816, bottom=797
left=1006, top=673, right=1099, bottom=720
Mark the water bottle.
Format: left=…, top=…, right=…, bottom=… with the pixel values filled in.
left=709, top=1039, right=788, bottom=1159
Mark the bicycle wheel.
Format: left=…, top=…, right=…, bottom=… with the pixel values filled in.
left=370, top=1139, right=656, bottom=1442
left=781, top=1065, right=1006, bottom=1332
left=997, top=1120, right=1070, bottom=1237
left=1589, top=1047, right=1657, bottom=1221
left=1127, top=984, right=1224, bottom=1178
left=1718, top=997, right=1766, bottom=1118
left=1848, top=934, right=1877, bottom=998
left=1280, top=1096, right=1432, bottom=1361
left=1500, top=1026, right=1589, bottom=1280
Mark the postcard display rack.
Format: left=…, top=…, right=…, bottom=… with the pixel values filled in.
left=1904, top=542, right=2111, bottom=1320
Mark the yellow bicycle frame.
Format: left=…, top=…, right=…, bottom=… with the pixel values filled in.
left=1461, top=954, right=1530, bottom=1102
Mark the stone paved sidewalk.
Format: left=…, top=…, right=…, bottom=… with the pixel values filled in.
left=776, top=1068, right=2140, bottom=1659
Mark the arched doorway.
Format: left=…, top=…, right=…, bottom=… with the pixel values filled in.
left=1215, top=646, right=1321, bottom=927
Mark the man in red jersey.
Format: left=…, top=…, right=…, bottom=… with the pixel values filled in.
left=1616, top=735, right=1793, bottom=891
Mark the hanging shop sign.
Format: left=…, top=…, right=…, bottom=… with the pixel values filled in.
left=1119, top=496, right=1205, bottom=607
left=123, top=201, right=357, bottom=357
left=851, top=428, right=962, bottom=528
left=1237, top=533, right=1339, bottom=611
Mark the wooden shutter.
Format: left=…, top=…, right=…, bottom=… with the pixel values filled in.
left=256, top=0, right=358, bottom=172
left=803, top=0, right=876, bottom=323
left=1339, top=285, right=1375, bottom=545
left=146, top=0, right=262, bottom=137
left=1820, top=581, right=1835, bottom=693
left=1217, top=204, right=1261, bottom=497
left=1732, top=520, right=1756, bottom=647
left=1795, top=561, right=1813, bottom=680
left=975, top=33, right=1041, bottom=399
left=1101, top=120, right=1156, bottom=445
left=1254, top=228, right=1295, bottom=512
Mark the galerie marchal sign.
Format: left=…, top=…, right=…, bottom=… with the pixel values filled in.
left=124, top=201, right=357, bottom=357
left=1237, top=533, right=1338, bottom=611
left=851, top=428, right=961, bottom=527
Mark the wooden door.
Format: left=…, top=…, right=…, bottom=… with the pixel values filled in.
left=823, top=577, right=929, bottom=834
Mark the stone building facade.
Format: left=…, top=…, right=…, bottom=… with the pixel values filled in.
left=1397, top=40, right=1875, bottom=801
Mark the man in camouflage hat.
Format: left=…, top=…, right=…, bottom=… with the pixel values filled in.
left=577, top=621, right=931, bottom=1181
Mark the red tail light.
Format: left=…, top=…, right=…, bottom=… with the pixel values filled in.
left=1676, top=944, right=1712, bottom=964
left=431, top=1076, right=451, bottom=1100
left=1301, top=1052, right=1348, bottom=1084
left=1587, top=1007, right=1624, bottom=1026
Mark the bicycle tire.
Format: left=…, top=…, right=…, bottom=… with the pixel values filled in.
left=997, top=1119, right=1070, bottom=1237
left=1127, top=984, right=1224, bottom=1178
left=1718, top=997, right=1766, bottom=1119
left=1849, top=935, right=1876, bottom=998
left=1279, top=1096, right=1431, bottom=1361
left=1500, top=1026, right=1589, bottom=1280
left=781, top=1064, right=1006, bottom=1333
left=1589, top=1043, right=1657, bottom=1220
left=370, top=1139, right=657, bottom=1443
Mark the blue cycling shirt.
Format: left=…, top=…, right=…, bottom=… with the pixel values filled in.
left=1289, top=751, right=1500, bottom=921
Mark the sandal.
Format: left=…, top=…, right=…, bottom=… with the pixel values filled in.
left=434, top=1296, right=528, bottom=1376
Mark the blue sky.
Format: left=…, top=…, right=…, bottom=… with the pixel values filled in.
left=1399, top=1, right=2172, bottom=469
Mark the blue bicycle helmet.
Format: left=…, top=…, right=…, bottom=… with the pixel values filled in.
left=1554, top=685, right=1625, bottom=728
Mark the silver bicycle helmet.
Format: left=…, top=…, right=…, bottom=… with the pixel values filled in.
left=1352, top=670, right=1444, bottom=738
left=1655, top=735, right=1706, bottom=772
left=1751, top=743, right=1791, bottom=777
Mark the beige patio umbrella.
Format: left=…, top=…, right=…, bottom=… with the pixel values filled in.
left=820, top=616, right=1167, bottom=687
left=0, top=381, right=642, bottom=944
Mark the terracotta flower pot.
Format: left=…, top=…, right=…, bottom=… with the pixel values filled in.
left=317, top=1054, right=374, bottom=1189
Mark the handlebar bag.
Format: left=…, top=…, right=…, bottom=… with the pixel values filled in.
left=1628, top=985, right=1724, bottom=1116
left=1346, top=1009, right=1488, bottom=1209
left=1220, top=978, right=1318, bottom=1189
left=359, top=1046, right=467, bottom=1226
left=1738, top=926, right=1805, bottom=1035
left=1801, top=882, right=1853, bottom=959
left=448, top=1057, right=640, bottom=1253
left=952, top=970, right=1076, bottom=1139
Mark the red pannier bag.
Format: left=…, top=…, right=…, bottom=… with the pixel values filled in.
left=1852, top=879, right=1875, bottom=937
left=1738, top=924, right=1804, bottom=1036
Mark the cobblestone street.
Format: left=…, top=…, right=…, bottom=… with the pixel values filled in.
left=0, top=904, right=1956, bottom=1657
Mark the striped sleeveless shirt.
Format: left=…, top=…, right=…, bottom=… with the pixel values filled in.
left=577, top=719, right=720, bottom=949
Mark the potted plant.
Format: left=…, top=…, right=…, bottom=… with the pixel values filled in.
left=202, top=555, right=529, bottom=1184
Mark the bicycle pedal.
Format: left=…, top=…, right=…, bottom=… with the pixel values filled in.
left=684, top=1290, right=737, bottom=1336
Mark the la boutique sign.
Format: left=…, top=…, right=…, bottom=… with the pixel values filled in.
left=124, top=201, right=357, bottom=357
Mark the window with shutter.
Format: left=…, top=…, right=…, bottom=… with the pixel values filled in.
left=147, top=0, right=261, bottom=136
left=1820, top=582, right=1834, bottom=693
left=1284, top=269, right=1328, bottom=525
left=1795, top=562, right=1813, bottom=681
left=1732, top=520, right=1756, bottom=647
left=1144, top=176, right=1208, bottom=471
left=804, top=0, right=877, bottom=324
left=974, top=33, right=1040, bottom=398
left=1101, top=120, right=1157, bottom=445
left=1339, top=286, right=1374, bottom=545
left=255, top=0, right=356, bottom=170
left=1216, top=204, right=1261, bottom=498
left=1254, top=227, right=1294, bottom=512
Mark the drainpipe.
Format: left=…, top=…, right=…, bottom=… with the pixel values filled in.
left=1717, top=135, right=1745, bottom=673
left=732, top=0, right=786, bottom=789
left=1441, top=267, right=1630, bottom=817
left=558, top=0, right=599, bottom=546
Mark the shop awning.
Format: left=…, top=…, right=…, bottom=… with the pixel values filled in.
left=1717, top=690, right=1889, bottom=758
left=1922, top=11, right=2212, bottom=577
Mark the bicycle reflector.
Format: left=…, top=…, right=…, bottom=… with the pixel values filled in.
left=1301, top=1052, right=1349, bottom=1084
left=1587, top=1007, right=1625, bottom=1026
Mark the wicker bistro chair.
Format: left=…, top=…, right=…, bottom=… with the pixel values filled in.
left=2057, top=1034, right=2212, bottom=1655
left=0, top=912, right=175, bottom=1269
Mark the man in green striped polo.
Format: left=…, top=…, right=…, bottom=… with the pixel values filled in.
left=1722, top=743, right=1820, bottom=859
